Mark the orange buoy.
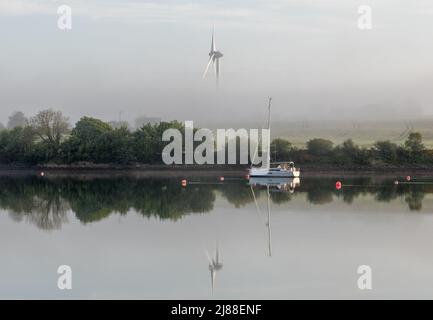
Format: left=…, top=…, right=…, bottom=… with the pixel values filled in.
left=181, top=179, right=187, bottom=187
left=219, top=176, right=225, bottom=182
left=335, top=181, right=342, bottom=190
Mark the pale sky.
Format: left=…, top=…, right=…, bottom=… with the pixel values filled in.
left=1, top=0, right=433, bottom=125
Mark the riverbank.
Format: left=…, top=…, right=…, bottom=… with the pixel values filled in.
left=0, top=163, right=432, bottom=177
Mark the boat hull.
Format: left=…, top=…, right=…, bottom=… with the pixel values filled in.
left=249, top=168, right=300, bottom=178
left=249, top=176, right=300, bottom=187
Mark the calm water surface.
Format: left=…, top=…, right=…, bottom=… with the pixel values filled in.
left=1, top=173, right=433, bottom=299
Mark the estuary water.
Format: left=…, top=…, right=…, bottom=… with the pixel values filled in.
left=1, top=172, right=433, bottom=299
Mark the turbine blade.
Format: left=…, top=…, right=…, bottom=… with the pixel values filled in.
left=211, top=26, right=216, bottom=51
left=205, top=250, right=212, bottom=264
left=202, top=55, right=214, bottom=79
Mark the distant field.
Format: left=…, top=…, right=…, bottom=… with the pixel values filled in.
left=203, top=119, right=433, bottom=149
left=271, top=120, right=433, bottom=148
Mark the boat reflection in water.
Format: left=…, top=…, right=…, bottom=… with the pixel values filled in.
left=205, top=244, right=223, bottom=295
left=249, top=177, right=300, bottom=193
left=249, top=177, right=300, bottom=257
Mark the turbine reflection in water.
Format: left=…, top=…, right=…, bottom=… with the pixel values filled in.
left=205, top=244, right=223, bottom=295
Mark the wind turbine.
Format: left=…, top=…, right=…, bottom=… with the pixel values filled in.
left=202, top=27, right=223, bottom=85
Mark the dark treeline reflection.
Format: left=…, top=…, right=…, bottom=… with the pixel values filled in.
left=300, top=177, right=428, bottom=210
left=0, top=176, right=216, bottom=230
left=0, top=175, right=431, bottom=230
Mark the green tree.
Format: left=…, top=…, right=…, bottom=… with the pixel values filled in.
left=133, top=121, right=184, bottom=164
left=62, top=117, right=113, bottom=162
left=404, top=132, right=424, bottom=153
left=403, top=132, right=425, bottom=163
left=333, top=139, right=371, bottom=165
left=270, top=138, right=292, bottom=162
left=7, top=111, right=27, bottom=129
left=73, top=116, right=112, bottom=140
left=29, top=109, right=70, bottom=160
left=334, top=140, right=353, bottom=165
left=0, top=126, right=36, bottom=164
left=94, top=127, right=134, bottom=164
left=374, top=140, right=398, bottom=164
left=306, top=138, right=333, bottom=157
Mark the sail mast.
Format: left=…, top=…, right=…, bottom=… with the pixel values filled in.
left=266, top=185, right=272, bottom=257
left=266, top=97, right=272, bottom=169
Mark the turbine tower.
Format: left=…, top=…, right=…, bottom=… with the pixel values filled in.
left=203, top=27, right=223, bottom=85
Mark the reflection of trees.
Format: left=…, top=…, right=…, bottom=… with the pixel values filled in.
left=0, top=177, right=69, bottom=231
left=7, top=196, right=69, bottom=230
left=301, top=178, right=334, bottom=205
left=375, top=187, right=399, bottom=202
left=64, top=178, right=133, bottom=223
left=24, top=195, right=69, bottom=230
left=302, top=176, right=430, bottom=211
left=131, top=180, right=215, bottom=220
left=307, top=189, right=333, bottom=205
left=404, top=186, right=425, bottom=211
left=0, top=175, right=432, bottom=230
left=0, top=176, right=217, bottom=229
left=339, top=178, right=372, bottom=204
left=219, top=183, right=255, bottom=208
left=270, top=191, right=292, bottom=204
left=56, top=178, right=217, bottom=223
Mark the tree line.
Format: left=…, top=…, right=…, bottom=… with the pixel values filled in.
left=271, top=133, right=432, bottom=166
left=0, top=109, right=432, bottom=166
left=0, top=109, right=184, bottom=165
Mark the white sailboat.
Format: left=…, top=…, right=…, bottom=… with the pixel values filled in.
left=249, top=98, right=300, bottom=178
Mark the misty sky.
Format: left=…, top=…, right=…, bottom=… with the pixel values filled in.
left=1, top=0, right=433, bottom=125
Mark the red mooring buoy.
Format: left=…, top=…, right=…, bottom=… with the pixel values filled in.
left=336, top=181, right=342, bottom=190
